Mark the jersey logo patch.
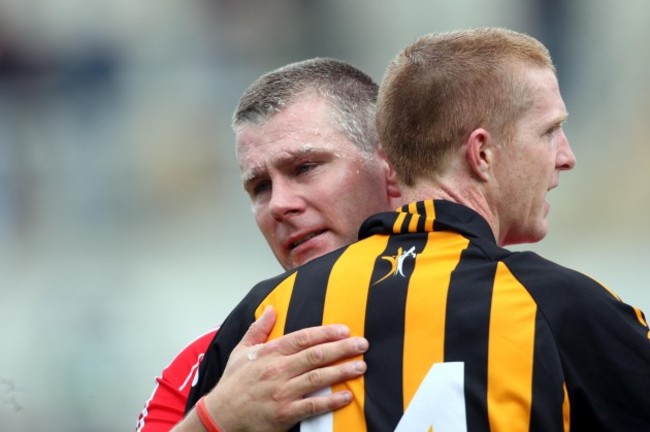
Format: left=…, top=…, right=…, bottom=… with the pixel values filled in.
left=373, top=246, right=417, bottom=285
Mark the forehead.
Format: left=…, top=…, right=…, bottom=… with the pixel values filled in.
left=521, top=67, right=567, bottom=125
left=235, top=96, right=360, bottom=180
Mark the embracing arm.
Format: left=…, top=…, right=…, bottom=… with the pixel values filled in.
left=136, top=330, right=217, bottom=432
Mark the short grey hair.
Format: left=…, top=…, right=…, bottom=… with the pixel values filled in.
left=233, top=58, right=379, bottom=152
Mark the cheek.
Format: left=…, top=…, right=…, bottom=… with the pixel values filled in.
left=254, top=209, right=274, bottom=239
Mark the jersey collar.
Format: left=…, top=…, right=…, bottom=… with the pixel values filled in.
left=359, top=200, right=496, bottom=244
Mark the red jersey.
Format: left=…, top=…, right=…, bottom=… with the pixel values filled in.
left=136, top=328, right=218, bottom=432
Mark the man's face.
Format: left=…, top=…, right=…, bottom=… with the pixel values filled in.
left=493, top=67, right=577, bottom=246
left=236, top=94, right=395, bottom=270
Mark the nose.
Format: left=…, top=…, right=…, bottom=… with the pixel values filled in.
left=268, top=180, right=305, bottom=221
left=557, top=132, right=577, bottom=171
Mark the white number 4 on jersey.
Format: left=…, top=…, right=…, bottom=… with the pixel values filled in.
left=301, top=362, right=467, bottom=432
left=395, top=362, right=467, bottom=432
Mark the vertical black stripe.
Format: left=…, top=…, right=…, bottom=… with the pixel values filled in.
left=529, top=311, right=565, bottom=432
left=445, top=243, right=496, bottom=432
left=412, top=201, right=427, bottom=232
left=284, top=248, right=346, bottom=333
left=415, top=200, right=426, bottom=217
left=416, top=214, right=426, bottom=232
left=284, top=249, right=346, bottom=432
left=364, top=234, right=427, bottom=431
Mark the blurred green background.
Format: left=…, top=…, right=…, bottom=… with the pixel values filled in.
left=1, top=1, right=649, bottom=430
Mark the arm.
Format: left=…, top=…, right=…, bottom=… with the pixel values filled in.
left=173, top=307, right=368, bottom=432
left=136, top=330, right=217, bottom=432
left=512, top=254, right=650, bottom=429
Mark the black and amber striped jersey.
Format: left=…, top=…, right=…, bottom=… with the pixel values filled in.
left=187, top=200, right=650, bottom=431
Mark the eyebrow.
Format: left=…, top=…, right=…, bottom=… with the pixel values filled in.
left=241, top=146, right=332, bottom=189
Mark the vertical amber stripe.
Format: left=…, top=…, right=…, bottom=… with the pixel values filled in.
left=255, top=272, right=297, bottom=341
left=562, top=383, right=570, bottom=432
left=488, top=262, right=536, bottom=431
left=634, top=307, right=648, bottom=327
left=323, top=235, right=389, bottom=432
left=632, top=307, right=650, bottom=340
left=403, top=232, right=468, bottom=409
left=393, top=212, right=407, bottom=233
left=408, top=201, right=418, bottom=213
left=424, top=200, right=435, bottom=232
left=408, top=214, right=420, bottom=232
left=634, top=307, right=649, bottom=327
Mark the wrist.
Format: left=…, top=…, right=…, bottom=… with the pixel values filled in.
left=195, top=396, right=223, bottom=432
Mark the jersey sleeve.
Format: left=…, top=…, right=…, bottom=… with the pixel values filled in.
left=556, top=277, right=650, bottom=429
left=135, top=328, right=218, bottom=432
left=506, top=252, right=650, bottom=429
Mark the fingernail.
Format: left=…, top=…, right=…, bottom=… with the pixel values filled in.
left=356, top=338, right=369, bottom=351
left=339, top=391, right=352, bottom=403
left=354, top=361, right=366, bottom=372
left=337, top=325, right=350, bottom=337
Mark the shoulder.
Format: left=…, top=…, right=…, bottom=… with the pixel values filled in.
left=161, top=327, right=220, bottom=388
left=135, top=327, right=220, bottom=431
left=502, top=251, right=619, bottom=309
left=174, top=328, right=219, bottom=364
left=503, top=251, right=611, bottom=297
left=502, top=251, right=648, bottom=338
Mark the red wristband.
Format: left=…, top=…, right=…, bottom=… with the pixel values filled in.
left=195, top=397, right=222, bottom=432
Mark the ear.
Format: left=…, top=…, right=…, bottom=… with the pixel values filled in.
left=465, top=128, right=492, bottom=182
left=377, top=147, right=402, bottom=199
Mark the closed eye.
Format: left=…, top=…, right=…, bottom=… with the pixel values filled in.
left=544, top=123, right=565, bottom=143
left=546, top=124, right=561, bottom=136
left=546, top=115, right=568, bottom=137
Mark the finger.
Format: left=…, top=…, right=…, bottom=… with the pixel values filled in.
left=266, top=324, right=352, bottom=356
left=271, top=337, right=367, bottom=398
left=279, top=389, right=355, bottom=425
left=286, top=355, right=367, bottom=399
left=298, top=336, right=368, bottom=371
left=240, top=306, right=277, bottom=348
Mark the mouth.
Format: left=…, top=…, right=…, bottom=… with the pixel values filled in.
left=290, top=230, right=326, bottom=250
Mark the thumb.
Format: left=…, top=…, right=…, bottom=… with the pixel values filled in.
left=240, top=305, right=276, bottom=347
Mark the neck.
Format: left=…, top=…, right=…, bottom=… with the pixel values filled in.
left=396, top=178, right=500, bottom=241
